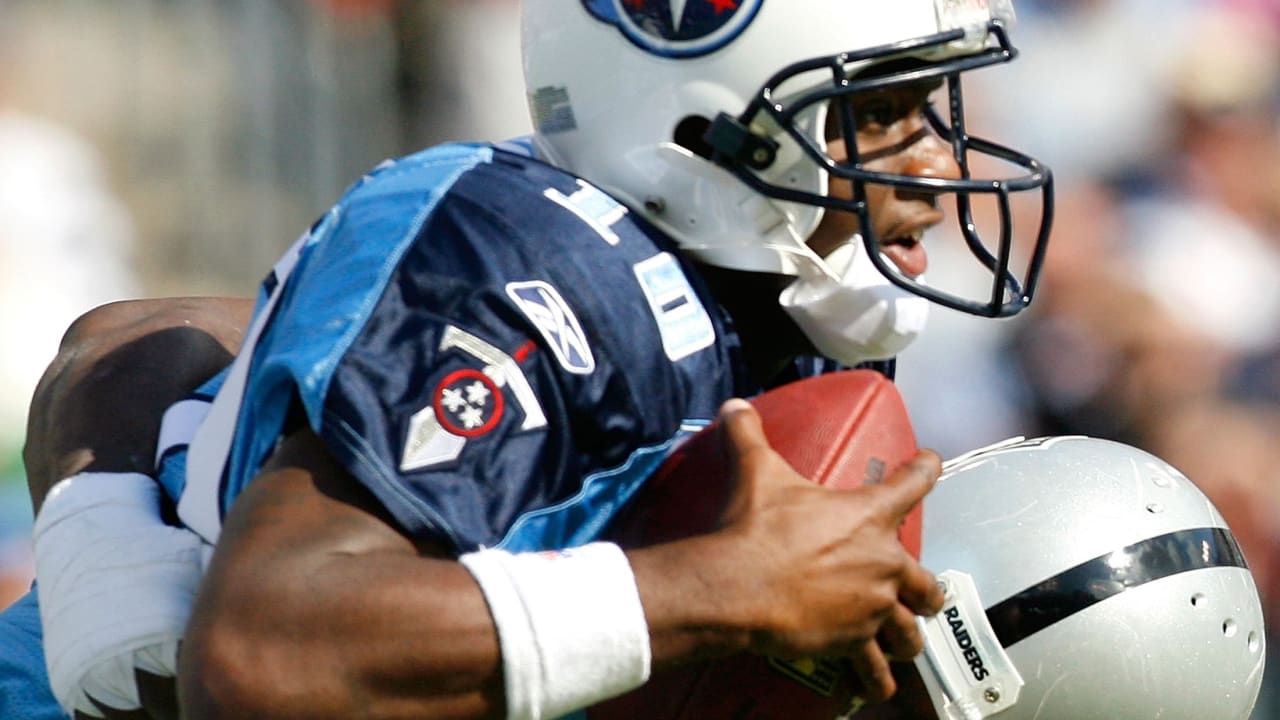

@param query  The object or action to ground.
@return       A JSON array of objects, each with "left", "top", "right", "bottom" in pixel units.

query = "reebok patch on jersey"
[{"left": 506, "top": 281, "right": 596, "bottom": 374}]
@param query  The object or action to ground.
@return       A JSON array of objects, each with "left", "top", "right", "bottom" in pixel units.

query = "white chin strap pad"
[{"left": 779, "top": 239, "right": 929, "bottom": 364}]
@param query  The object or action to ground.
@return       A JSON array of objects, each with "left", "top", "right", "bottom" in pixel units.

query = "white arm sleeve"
[{"left": 33, "top": 472, "right": 212, "bottom": 717}]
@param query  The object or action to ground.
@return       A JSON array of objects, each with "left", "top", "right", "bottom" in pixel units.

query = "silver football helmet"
[
  {"left": 914, "top": 436, "right": 1266, "bottom": 719},
  {"left": 521, "top": 0, "right": 1053, "bottom": 364}
]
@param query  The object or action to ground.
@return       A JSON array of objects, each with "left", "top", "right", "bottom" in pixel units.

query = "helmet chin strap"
[{"left": 778, "top": 237, "right": 929, "bottom": 365}]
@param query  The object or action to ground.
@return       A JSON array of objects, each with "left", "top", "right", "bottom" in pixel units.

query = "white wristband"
[
  {"left": 33, "top": 472, "right": 212, "bottom": 717},
  {"left": 460, "top": 542, "right": 652, "bottom": 720}
]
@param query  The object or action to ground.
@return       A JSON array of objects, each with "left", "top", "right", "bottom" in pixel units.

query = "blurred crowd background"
[{"left": 1, "top": 0, "right": 1278, "bottom": 714}]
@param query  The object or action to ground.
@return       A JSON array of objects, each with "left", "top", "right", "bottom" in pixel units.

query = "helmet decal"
[
  {"left": 986, "top": 526, "right": 1248, "bottom": 647},
  {"left": 581, "top": 0, "right": 765, "bottom": 58}
]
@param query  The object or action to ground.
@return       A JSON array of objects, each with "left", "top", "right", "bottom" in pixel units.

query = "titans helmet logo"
[{"left": 582, "top": 0, "right": 764, "bottom": 58}]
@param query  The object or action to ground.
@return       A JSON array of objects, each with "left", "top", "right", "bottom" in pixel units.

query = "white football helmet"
[
  {"left": 913, "top": 436, "right": 1266, "bottom": 720},
  {"left": 521, "top": 0, "right": 1053, "bottom": 363}
]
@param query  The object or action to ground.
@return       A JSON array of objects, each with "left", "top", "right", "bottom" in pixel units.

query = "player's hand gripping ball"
[{"left": 594, "top": 369, "right": 921, "bottom": 719}]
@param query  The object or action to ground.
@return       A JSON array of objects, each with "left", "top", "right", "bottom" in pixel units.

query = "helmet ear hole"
[{"left": 673, "top": 115, "right": 714, "bottom": 160}]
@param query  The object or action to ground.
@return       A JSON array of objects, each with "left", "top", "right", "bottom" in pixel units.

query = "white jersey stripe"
[
  {"left": 153, "top": 399, "right": 213, "bottom": 468},
  {"left": 177, "top": 230, "right": 309, "bottom": 543}
]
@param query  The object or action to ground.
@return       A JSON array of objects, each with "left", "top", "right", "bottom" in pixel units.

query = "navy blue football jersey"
[{"left": 171, "top": 141, "right": 757, "bottom": 553}]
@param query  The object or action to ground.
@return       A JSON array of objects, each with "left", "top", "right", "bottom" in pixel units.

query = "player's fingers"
[
  {"left": 876, "top": 450, "right": 941, "bottom": 518},
  {"left": 717, "top": 398, "right": 769, "bottom": 458},
  {"left": 847, "top": 637, "right": 897, "bottom": 704},
  {"left": 876, "top": 603, "right": 926, "bottom": 660},
  {"left": 899, "top": 559, "right": 945, "bottom": 617}
]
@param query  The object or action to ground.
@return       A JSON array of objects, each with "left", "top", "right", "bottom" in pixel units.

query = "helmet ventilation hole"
[
  {"left": 1191, "top": 593, "right": 1206, "bottom": 607},
  {"left": 1249, "top": 631, "right": 1261, "bottom": 652},
  {"left": 1146, "top": 502, "right": 1164, "bottom": 514},
  {"left": 1223, "top": 619, "right": 1239, "bottom": 637},
  {"left": 1151, "top": 474, "right": 1171, "bottom": 488},
  {"left": 674, "top": 115, "right": 714, "bottom": 160}
]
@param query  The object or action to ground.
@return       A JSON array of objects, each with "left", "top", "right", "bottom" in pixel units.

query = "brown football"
[{"left": 592, "top": 369, "right": 921, "bottom": 719}]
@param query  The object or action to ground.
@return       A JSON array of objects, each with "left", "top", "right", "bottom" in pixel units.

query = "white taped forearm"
[
  {"left": 33, "top": 472, "right": 212, "bottom": 716},
  {"left": 460, "top": 542, "right": 652, "bottom": 720}
]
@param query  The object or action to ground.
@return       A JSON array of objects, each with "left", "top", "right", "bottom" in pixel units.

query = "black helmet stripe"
[{"left": 986, "top": 527, "right": 1249, "bottom": 648}]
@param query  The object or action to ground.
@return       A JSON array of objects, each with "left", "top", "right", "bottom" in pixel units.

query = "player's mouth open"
[{"left": 879, "top": 228, "right": 927, "bottom": 278}]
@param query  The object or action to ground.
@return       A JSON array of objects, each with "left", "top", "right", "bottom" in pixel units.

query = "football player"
[{"left": 21, "top": 1, "right": 1055, "bottom": 719}]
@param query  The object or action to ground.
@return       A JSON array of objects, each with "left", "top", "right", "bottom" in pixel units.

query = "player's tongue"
[{"left": 879, "top": 237, "right": 928, "bottom": 278}]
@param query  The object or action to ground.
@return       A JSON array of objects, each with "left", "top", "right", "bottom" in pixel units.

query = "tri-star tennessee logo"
[
  {"left": 433, "top": 369, "right": 504, "bottom": 437},
  {"left": 400, "top": 326, "right": 548, "bottom": 472},
  {"left": 582, "top": 0, "right": 764, "bottom": 58}
]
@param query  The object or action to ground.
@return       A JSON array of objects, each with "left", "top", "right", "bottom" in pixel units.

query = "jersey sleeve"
[
  {"left": 218, "top": 145, "right": 738, "bottom": 553},
  {"left": 0, "top": 589, "right": 65, "bottom": 720}
]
